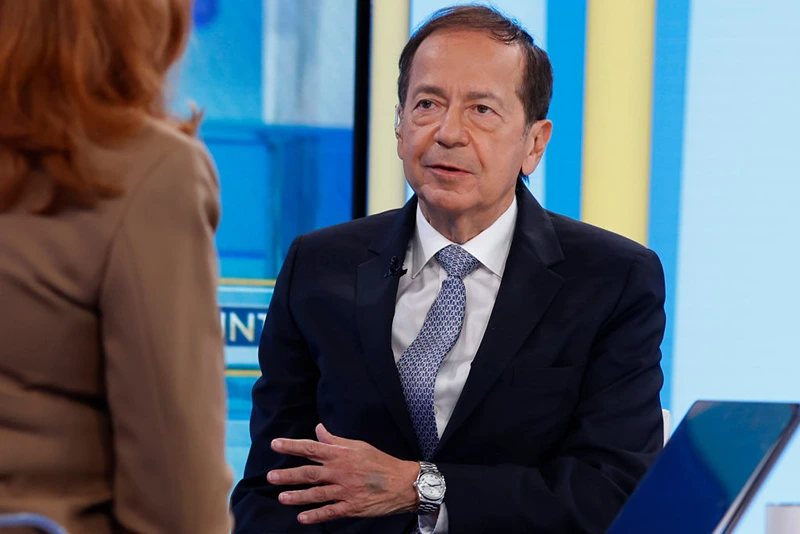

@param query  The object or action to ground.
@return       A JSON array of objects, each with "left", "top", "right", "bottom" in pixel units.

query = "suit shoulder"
[
  {"left": 546, "top": 211, "right": 659, "bottom": 265},
  {"left": 82, "top": 117, "right": 214, "bottom": 199},
  {"left": 280, "top": 208, "right": 405, "bottom": 283},
  {"left": 139, "top": 117, "right": 210, "bottom": 162},
  {"left": 297, "top": 208, "right": 402, "bottom": 250}
]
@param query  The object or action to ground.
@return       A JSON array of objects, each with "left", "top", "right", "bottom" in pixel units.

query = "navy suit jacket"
[{"left": 231, "top": 185, "right": 666, "bottom": 533}]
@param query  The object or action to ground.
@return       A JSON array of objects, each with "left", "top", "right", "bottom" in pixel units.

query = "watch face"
[{"left": 418, "top": 472, "right": 445, "bottom": 500}]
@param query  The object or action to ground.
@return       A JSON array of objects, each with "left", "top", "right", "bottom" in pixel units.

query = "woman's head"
[{"left": 0, "top": 0, "right": 196, "bottom": 212}]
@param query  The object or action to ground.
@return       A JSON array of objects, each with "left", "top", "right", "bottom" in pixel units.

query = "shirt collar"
[{"left": 410, "top": 197, "right": 518, "bottom": 279}]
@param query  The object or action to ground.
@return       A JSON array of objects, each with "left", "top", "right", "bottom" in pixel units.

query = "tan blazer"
[{"left": 0, "top": 119, "right": 233, "bottom": 533}]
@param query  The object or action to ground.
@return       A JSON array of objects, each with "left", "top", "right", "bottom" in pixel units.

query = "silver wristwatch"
[{"left": 413, "top": 461, "right": 446, "bottom": 515}]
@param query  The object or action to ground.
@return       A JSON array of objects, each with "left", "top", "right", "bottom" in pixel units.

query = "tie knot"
[{"left": 435, "top": 244, "right": 479, "bottom": 280}]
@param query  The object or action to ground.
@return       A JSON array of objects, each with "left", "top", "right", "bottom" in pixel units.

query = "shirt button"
[{"left": 433, "top": 407, "right": 439, "bottom": 415}]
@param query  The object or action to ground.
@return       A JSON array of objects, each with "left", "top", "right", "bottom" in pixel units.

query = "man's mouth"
[{"left": 428, "top": 164, "right": 468, "bottom": 173}]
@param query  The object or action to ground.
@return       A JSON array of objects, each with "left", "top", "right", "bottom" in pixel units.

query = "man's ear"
[
  {"left": 396, "top": 105, "right": 405, "bottom": 159},
  {"left": 394, "top": 104, "right": 403, "bottom": 138},
  {"left": 521, "top": 119, "right": 552, "bottom": 176}
]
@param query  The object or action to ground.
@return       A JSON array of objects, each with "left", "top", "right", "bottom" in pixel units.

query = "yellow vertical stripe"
[
  {"left": 582, "top": 0, "right": 655, "bottom": 245},
  {"left": 368, "top": 0, "right": 410, "bottom": 215}
]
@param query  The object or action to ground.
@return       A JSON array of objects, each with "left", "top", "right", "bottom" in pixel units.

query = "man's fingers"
[
  {"left": 268, "top": 464, "right": 329, "bottom": 485},
  {"left": 316, "top": 424, "right": 370, "bottom": 450},
  {"left": 272, "top": 437, "right": 332, "bottom": 461},
  {"left": 315, "top": 423, "right": 342, "bottom": 445},
  {"left": 315, "top": 423, "right": 331, "bottom": 443},
  {"left": 297, "top": 502, "right": 359, "bottom": 525},
  {"left": 278, "top": 484, "right": 345, "bottom": 506}
]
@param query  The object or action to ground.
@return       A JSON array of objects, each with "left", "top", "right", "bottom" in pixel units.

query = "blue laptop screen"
[{"left": 607, "top": 401, "right": 799, "bottom": 534}]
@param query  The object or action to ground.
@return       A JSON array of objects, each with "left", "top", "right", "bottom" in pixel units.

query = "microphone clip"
[{"left": 384, "top": 256, "right": 408, "bottom": 278}]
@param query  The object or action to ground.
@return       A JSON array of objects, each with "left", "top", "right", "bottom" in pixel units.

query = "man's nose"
[{"left": 434, "top": 109, "right": 469, "bottom": 148}]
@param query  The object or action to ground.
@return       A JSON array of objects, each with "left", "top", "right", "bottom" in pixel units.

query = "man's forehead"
[
  {"left": 407, "top": 30, "right": 525, "bottom": 100},
  {"left": 414, "top": 28, "right": 516, "bottom": 57}
]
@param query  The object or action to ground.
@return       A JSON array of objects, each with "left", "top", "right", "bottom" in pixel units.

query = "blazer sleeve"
[
  {"left": 99, "top": 143, "right": 233, "bottom": 533},
  {"left": 436, "top": 249, "right": 666, "bottom": 534},
  {"left": 230, "top": 236, "right": 326, "bottom": 533}
]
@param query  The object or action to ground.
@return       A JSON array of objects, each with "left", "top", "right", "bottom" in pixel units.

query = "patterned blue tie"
[{"left": 397, "top": 244, "right": 480, "bottom": 461}]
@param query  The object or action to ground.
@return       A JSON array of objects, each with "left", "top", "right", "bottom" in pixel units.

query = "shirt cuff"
[{"left": 419, "top": 503, "right": 449, "bottom": 534}]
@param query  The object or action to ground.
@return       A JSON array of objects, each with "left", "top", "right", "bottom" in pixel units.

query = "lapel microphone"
[{"left": 384, "top": 256, "right": 408, "bottom": 278}]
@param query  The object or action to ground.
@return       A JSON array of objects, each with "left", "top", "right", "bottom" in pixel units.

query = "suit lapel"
[
  {"left": 437, "top": 186, "right": 565, "bottom": 452},
  {"left": 355, "top": 199, "right": 421, "bottom": 455}
]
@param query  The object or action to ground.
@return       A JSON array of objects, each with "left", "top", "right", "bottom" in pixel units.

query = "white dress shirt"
[{"left": 391, "top": 199, "right": 518, "bottom": 534}]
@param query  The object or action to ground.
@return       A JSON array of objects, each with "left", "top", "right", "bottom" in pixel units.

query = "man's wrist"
[{"left": 401, "top": 460, "right": 422, "bottom": 513}]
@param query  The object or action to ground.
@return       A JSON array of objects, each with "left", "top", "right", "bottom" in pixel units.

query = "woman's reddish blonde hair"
[{"left": 0, "top": 0, "right": 198, "bottom": 213}]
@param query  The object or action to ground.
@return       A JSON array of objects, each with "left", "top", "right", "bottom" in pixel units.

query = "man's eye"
[
  {"left": 475, "top": 105, "right": 492, "bottom": 114},
  {"left": 417, "top": 100, "right": 434, "bottom": 110}
]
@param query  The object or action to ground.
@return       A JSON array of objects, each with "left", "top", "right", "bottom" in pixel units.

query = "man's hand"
[{"left": 267, "top": 424, "right": 421, "bottom": 525}]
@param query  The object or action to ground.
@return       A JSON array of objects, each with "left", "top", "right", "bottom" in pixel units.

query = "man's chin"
[{"left": 418, "top": 192, "right": 476, "bottom": 216}]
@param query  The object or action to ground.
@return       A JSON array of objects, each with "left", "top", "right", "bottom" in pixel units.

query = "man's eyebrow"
[
  {"left": 410, "top": 85, "right": 448, "bottom": 100},
  {"left": 410, "top": 86, "right": 504, "bottom": 105},
  {"left": 464, "top": 91, "right": 502, "bottom": 103}
]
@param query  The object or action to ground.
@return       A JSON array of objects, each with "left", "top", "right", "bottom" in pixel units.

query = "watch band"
[{"left": 417, "top": 499, "right": 440, "bottom": 515}]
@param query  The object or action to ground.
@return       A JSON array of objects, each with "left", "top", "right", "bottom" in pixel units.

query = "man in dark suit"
[{"left": 231, "top": 5, "right": 665, "bottom": 533}]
